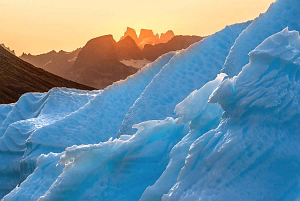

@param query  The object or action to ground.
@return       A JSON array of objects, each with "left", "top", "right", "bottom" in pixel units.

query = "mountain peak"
[
  {"left": 87, "top": 34, "right": 115, "bottom": 45},
  {"left": 120, "top": 28, "right": 139, "bottom": 44},
  {"left": 160, "top": 30, "right": 175, "bottom": 43},
  {"left": 119, "top": 27, "right": 175, "bottom": 50},
  {"left": 116, "top": 36, "right": 143, "bottom": 60},
  {"left": 67, "top": 34, "right": 138, "bottom": 89},
  {"left": 77, "top": 35, "right": 118, "bottom": 63},
  {"left": 139, "top": 29, "right": 155, "bottom": 40}
]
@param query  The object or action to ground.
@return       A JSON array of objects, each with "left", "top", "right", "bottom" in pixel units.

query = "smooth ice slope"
[
  {"left": 164, "top": 28, "right": 300, "bottom": 201},
  {"left": 222, "top": 0, "right": 300, "bottom": 77},
  {"left": 119, "top": 21, "right": 250, "bottom": 135},
  {"left": 0, "top": 88, "right": 98, "bottom": 198}
]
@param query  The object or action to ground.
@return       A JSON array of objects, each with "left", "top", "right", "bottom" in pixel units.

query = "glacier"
[
  {"left": 118, "top": 21, "right": 251, "bottom": 135},
  {"left": 0, "top": 52, "right": 174, "bottom": 198},
  {"left": 222, "top": 0, "right": 300, "bottom": 77},
  {"left": 0, "top": 88, "right": 98, "bottom": 198},
  {"left": 4, "top": 27, "right": 300, "bottom": 201},
  {"left": 2, "top": 72, "right": 226, "bottom": 201},
  {"left": 163, "top": 28, "right": 300, "bottom": 201},
  {"left": 139, "top": 73, "right": 226, "bottom": 201},
  {"left": 1, "top": 0, "right": 300, "bottom": 200},
  {"left": 25, "top": 52, "right": 174, "bottom": 149}
]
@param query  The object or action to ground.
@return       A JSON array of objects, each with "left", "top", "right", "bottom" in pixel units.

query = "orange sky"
[{"left": 1, "top": 0, "right": 276, "bottom": 56}]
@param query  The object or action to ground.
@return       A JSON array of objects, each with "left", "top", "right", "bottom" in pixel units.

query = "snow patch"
[{"left": 120, "top": 59, "right": 151, "bottom": 69}]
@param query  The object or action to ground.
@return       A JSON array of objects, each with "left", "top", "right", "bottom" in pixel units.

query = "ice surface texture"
[
  {"left": 2, "top": 0, "right": 300, "bottom": 199},
  {"left": 139, "top": 74, "right": 226, "bottom": 201},
  {"left": 27, "top": 52, "right": 174, "bottom": 151},
  {"left": 163, "top": 28, "right": 300, "bottom": 201},
  {"left": 2, "top": 153, "right": 64, "bottom": 201},
  {"left": 119, "top": 21, "right": 251, "bottom": 135},
  {"left": 175, "top": 73, "right": 226, "bottom": 124},
  {"left": 0, "top": 104, "right": 14, "bottom": 127},
  {"left": 0, "top": 88, "right": 98, "bottom": 152},
  {"left": 0, "top": 88, "right": 97, "bottom": 198},
  {"left": 222, "top": 0, "right": 300, "bottom": 77},
  {"left": 0, "top": 52, "right": 173, "bottom": 199},
  {"left": 3, "top": 118, "right": 185, "bottom": 201},
  {"left": 2, "top": 72, "right": 226, "bottom": 201},
  {"left": 6, "top": 28, "right": 300, "bottom": 201}
]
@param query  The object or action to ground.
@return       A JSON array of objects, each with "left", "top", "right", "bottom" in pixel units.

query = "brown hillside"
[{"left": 0, "top": 46, "right": 94, "bottom": 104}]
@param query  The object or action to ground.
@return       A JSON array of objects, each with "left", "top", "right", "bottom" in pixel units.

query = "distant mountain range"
[
  {"left": 120, "top": 27, "right": 175, "bottom": 49},
  {"left": 20, "top": 48, "right": 81, "bottom": 79},
  {"left": 0, "top": 45, "right": 93, "bottom": 104},
  {"left": 20, "top": 27, "right": 204, "bottom": 89},
  {"left": 142, "top": 35, "right": 204, "bottom": 61}
]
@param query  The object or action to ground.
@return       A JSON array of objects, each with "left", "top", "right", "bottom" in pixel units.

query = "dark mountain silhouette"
[
  {"left": 0, "top": 46, "right": 94, "bottom": 104},
  {"left": 116, "top": 36, "right": 144, "bottom": 60},
  {"left": 160, "top": 30, "right": 175, "bottom": 43},
  {"left": 120, "top": 27, "right": 140, "bottom": 46},
  {"left": 20, "top": 48, "right": 81, "bottom": 78},
  {"left": 119, "top": 27, "right": 175, "bottom": 49},
  {"left": 142, "top": 35, "right": 205, "bottom": 61},
  {"left": 139, "top": 29, "right": 156, "bottom": 41},
  {"left": 138, "top": 29, "right": 159, "bottom": 49},
  {"left": 65, "top": 35, "right": 138, "bottom": 89},
  {"left": 19, "top": 28, "right": 203, "bottom": 90}
]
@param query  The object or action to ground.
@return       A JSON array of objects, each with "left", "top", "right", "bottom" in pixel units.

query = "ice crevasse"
[{"left": 3, "top": 28, "right": 300, "bottom": 201}]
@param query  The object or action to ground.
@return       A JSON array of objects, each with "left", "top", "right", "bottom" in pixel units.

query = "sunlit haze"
[{"left": 1, "top": 0, "right": 276, "bottom": 56}]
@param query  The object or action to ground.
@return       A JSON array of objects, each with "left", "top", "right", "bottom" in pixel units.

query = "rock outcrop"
[
  {"left": 142, "top": 35, "right": 204, "bottom": 61},
  {"left": 65, "top": 35, "right": 138, "bottom": 89},
  {"left": 160, "top": 30, "right": 175, "bottom": 43},
  {"left": 119, "top": 27, "right": 176, "bottom": 50},
  {"left": 20, "top": 28, "right": 203, "bottom": 89},
  {"left": 116, "top": 36, "right": 144, "bottom": 60}
]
